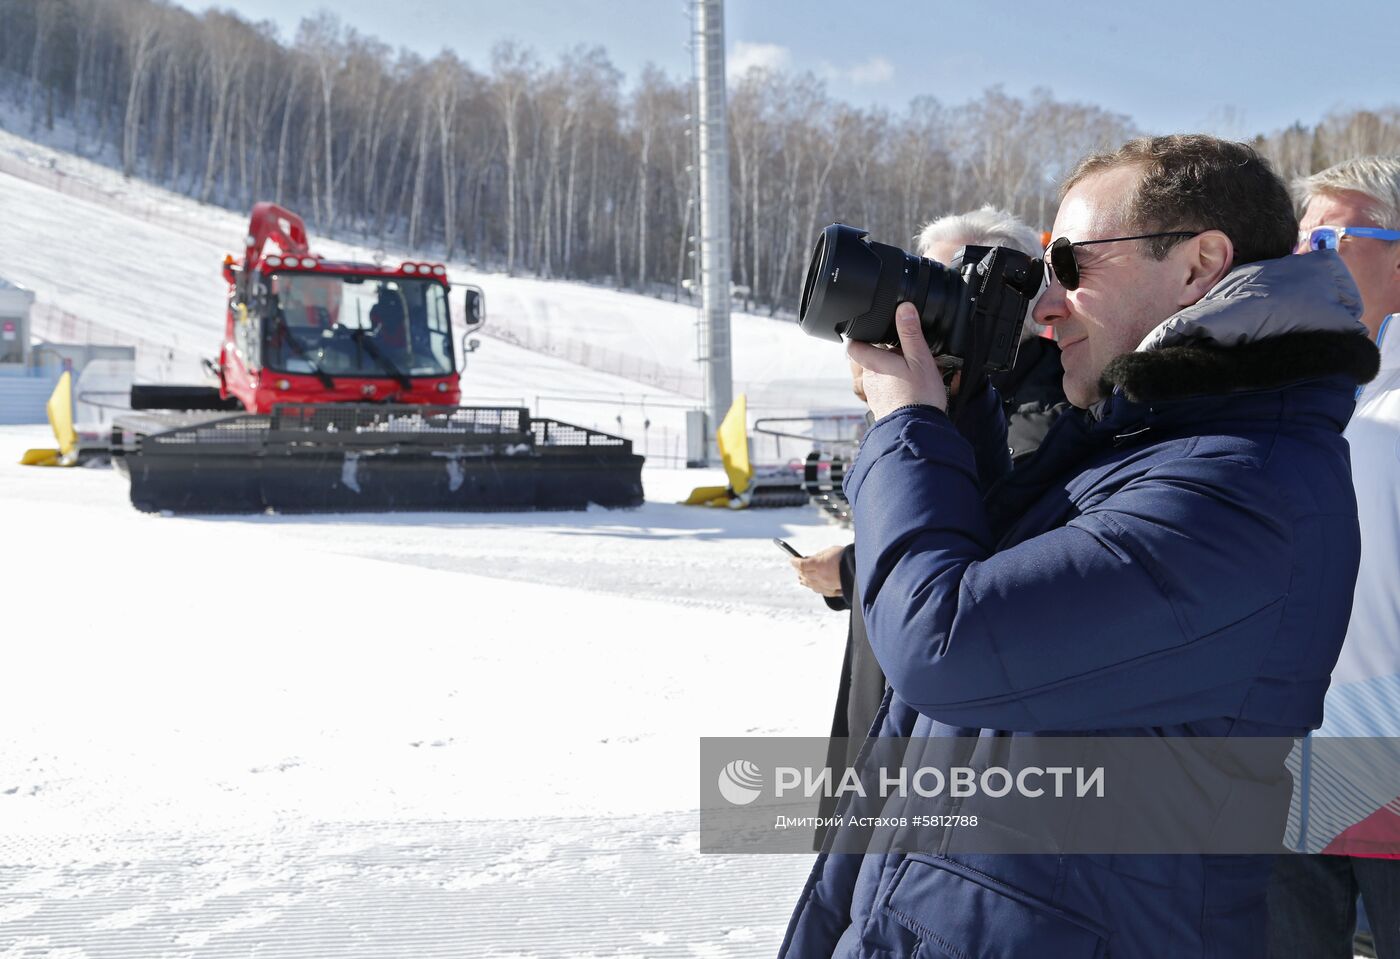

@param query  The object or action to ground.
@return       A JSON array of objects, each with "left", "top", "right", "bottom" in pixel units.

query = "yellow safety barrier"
[
  {"left": 19, "top": 371, "right": 77, "bottom": 467},
  {"left": 717, "top": 394, "right": 751, "bottom": 495},
  {"left": 683, "top": 394, "right": 754, "bottom": 508}
]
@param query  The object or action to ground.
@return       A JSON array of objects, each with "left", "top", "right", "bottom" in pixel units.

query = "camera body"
[{"left": 798, "top": 223, "right": 1042, "bottom": 374}]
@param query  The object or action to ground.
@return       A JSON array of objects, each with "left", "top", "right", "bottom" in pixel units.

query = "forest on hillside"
[{"left": 4, "top": 0, "right": 1400, "bottom": 314}]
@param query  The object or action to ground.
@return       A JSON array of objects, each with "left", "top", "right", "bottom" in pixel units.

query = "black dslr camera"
[{"left": 798, "top": 223, "right": 1043, "bottom": 377}]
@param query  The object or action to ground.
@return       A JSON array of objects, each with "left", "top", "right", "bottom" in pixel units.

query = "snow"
[
  {"left": 0, "top": 126, "right": 859, "bottom": 956},
  {"left": 1, "top": 425, "right": 847, "bottom": 956}
]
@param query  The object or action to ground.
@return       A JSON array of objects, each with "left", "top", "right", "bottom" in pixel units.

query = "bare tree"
[
  {"left": 118, "top": 1, "right": 162, "bottom": 176},
  {"left": 430, "top": 54, "right": 464, "bottom": 259},
  {"left": 27, "top": 0, "right": 61, "bottom": 130},
  {"left": 491, "top": 41, "right": 537, "bottom": 275},
  {"left": 296, "top": 12, "right": 345, "bottom": 227},
  {"left": 196, "top": 13, "right": 248, "bottom": 203}
]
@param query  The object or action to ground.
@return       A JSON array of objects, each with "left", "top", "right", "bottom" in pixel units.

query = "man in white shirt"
[{"left": 1271, "top": 155, "right": 1400, "bottom": 959}]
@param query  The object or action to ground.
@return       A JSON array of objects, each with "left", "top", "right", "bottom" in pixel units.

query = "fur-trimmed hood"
[{"left": 1101, "top": 251, "right": 1379, "bottom": 404}]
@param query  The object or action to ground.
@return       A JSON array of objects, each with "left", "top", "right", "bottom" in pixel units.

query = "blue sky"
[{"left": 174, "top": 0, "right": 1400, "bottom": 136}]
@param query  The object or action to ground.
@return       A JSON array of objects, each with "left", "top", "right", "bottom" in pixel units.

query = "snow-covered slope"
[{"left": 0, "top": 126, "right": 857, "bottom": 417}]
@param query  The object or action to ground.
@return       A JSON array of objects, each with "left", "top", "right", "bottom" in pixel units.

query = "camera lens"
[
  {"left": 799, "top": 231, "right": 829, "bottom": 326},
  {"left": 798, "top": 223, "right": 966, "bottom": 350}
]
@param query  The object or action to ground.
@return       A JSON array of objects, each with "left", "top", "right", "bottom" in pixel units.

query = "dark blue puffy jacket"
[{"left": 779, "top": 252, "right": 1380, "bottom": 959}]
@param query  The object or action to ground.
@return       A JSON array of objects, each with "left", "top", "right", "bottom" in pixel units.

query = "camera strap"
[
  {"left": 949, "top": 250, "right": 1007, "bottom": 424},
  {"left": 949, "top": 317, "right": 992, "bottom": 425}
]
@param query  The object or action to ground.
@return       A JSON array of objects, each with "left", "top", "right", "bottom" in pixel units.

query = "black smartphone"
[{"left": 773, "top": 537, "right": 803, "bottom": 558}]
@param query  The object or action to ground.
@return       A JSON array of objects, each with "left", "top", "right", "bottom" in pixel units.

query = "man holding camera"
[
  {"left": 792, "top": 208, "right": 1064, "bottom": 775},
  {"left": 780, "top": 136, "right": 1379, "bottom": 958}
]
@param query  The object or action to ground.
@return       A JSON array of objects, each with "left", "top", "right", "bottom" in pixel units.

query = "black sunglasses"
[{"left": 1044, "top": 232, "right": 1199, "bottom": 291}]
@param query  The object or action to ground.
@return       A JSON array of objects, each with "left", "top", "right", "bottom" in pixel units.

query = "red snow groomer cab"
[
  {"left": 113, "top": 203, "right": 644, "bottom": 514},
  {"left": 219, "top": 203, "right": 468, "bottom": 411}
]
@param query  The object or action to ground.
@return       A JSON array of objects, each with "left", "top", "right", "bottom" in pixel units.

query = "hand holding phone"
[
  {"left": 773, "top": 537, "right": 803, "bottom": 558},
  {"left": 783, "top": 541, "right": 847, "bottom": 598}
]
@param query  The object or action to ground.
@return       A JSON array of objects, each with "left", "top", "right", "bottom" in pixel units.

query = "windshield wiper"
[
  {"left": 349, "top": 328, "right": 412, "bottom": 390},
  {"left": 272, "top": 309, "right": 335, "bottom": 389}
]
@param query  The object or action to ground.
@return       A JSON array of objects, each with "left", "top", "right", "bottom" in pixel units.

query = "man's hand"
[
  {"left": 846, "top": 302, "right": 949, "bottom": 419},
  {"left": 848, "top": 357, "right": 868, "bottom": 404},
  {"left": 790, "top": 544, "right": 847, "bottom": 598}
]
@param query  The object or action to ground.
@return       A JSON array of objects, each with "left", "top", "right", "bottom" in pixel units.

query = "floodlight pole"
[{"left": 692, "top": 0, "right": 733, "bottom": 462}]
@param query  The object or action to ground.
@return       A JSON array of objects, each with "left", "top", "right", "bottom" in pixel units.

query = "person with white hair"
[
  {"left": 790, "top": 206, "right": 1065, "bottom": 800},
  {"left": 914, "top": 205, "right": 1067, "bottom": 463},
  {"left": 1270, "top": 155, "right": 1400, "bottom": 959}
]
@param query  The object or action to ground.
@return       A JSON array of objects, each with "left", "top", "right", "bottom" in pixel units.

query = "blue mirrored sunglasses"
[{"left": 1298, "top": 225, "right": 1400, "bottom": 252}]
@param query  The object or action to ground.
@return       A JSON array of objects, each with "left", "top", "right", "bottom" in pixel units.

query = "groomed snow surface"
[{"left": 0, "top": 129, "right": 858, "bottom": 956}]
